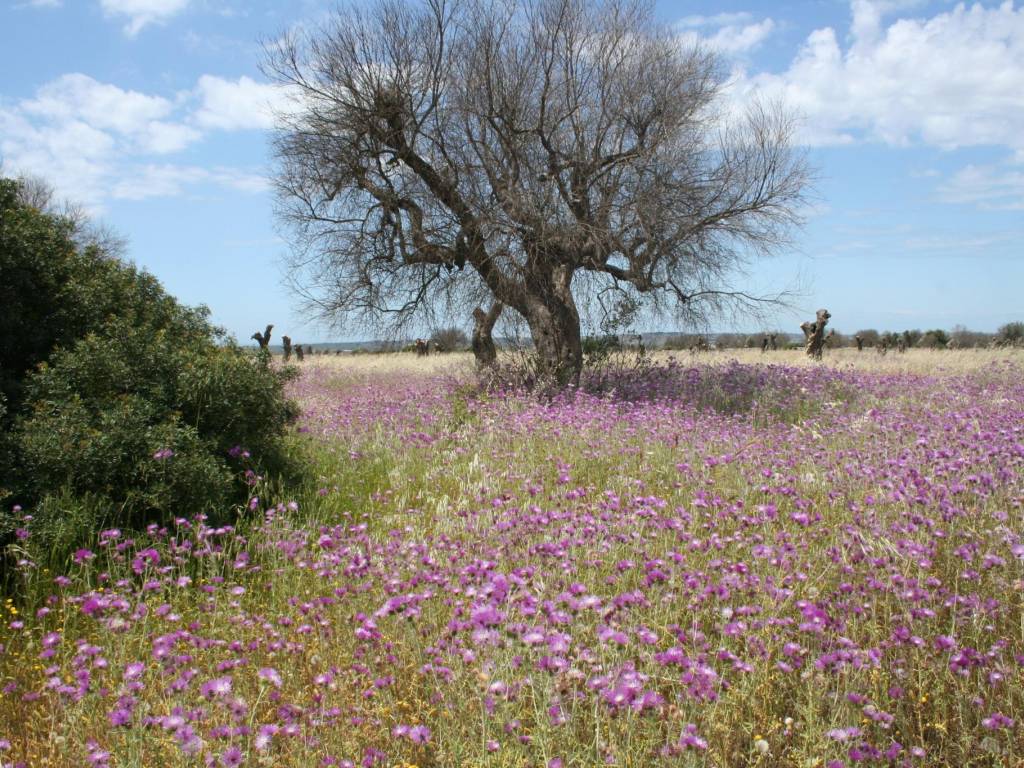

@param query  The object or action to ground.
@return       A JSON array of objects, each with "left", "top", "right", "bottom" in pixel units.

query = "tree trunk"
[
  {"left": 803, "top": 308, "right": 831, "bottom": 360},
  {"left": 519, "top": 269, "right": 583, "bottom": 385},
  {"left": 471, "top": 302, "right": 503, "bottom": 368}
]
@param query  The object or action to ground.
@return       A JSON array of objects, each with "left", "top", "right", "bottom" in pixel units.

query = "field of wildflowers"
[{"left": 1, "top": 350, "right": 1022, "bottom": 767}]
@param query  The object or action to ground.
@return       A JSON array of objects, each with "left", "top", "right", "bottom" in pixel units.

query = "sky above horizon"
[{"left": 2, "top": 0, "right": 1022, "bottom": 343}]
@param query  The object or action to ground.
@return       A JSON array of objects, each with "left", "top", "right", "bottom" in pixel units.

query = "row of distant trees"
[
  {"left": 663, "top": 323, "right": 1024, "bottom": 351},
  {"left": 371, "top": 323, "right": 1024, "bottom": 354}
]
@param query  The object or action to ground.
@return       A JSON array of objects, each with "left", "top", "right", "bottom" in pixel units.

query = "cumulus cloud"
[
  {"left": 193, "top": 75, "right": 284, "bottom": 131},
  {"left": 0, "top": 72, "right": 269, "bottom": 208},
  {"left": 726, "top": 0, "right": 1024, "bottom": 152},
  {"left": 100, "top": 0, "right": 190, "bottom": 36},
  {"left": 677, "top": 11, "right": 776, "bottom": 55},
  {"left": 21, "top": 74, "right": 177, "bottom": 139}
]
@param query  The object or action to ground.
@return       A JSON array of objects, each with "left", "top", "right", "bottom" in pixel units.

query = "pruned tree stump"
[
  {"left": 801, "top": 309, "right": 830, "bottom": 359},
  {"left": 251, "top": 324, "right": 273, "bottom": 350}
]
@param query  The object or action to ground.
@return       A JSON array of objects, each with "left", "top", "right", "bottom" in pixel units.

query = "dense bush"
[{"left": 0, "top": 176, "right": 299, "bottom": 567}]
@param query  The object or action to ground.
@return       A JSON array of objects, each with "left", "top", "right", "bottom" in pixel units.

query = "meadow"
[{"left": 1, "top": 347, "right": 1022, "bottom": 767}]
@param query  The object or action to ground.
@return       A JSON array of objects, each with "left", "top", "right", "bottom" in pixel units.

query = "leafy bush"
[
  {"left": 0, "top": 176, "right": 299, "bottom": 568},
  {"left": 582, "top": 333, "right": 622, "bottom": 365}
]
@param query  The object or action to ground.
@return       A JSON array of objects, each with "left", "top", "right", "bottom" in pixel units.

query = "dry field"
[{"left": 302, "top": 345, "right": 1024, "bottom": 378}]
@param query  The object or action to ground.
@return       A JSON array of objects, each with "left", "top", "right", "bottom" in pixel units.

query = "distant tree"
[
  {"left": 919, "top": 329, "right": 950, "bottom": 349},
  {"left": 430, "top": 326, "right": 469, "bottom": 353},
  {"left": 266, "top": 0, "right": 810, "bottom": 383},
  {"left": 998, "top": 322, "right": 1024, "bottom": 345},
  {"left": 855, "top": 329, "right": 880, "bottom": 348},
  {"left": 714, "top": 333, "right": 748, "bottom": 349},
  {"left": 902, "top": 329, "right": 922, "bottom": 348},
  {"left": 881, "top": 331, "right": 901, "bottom": 348},
  {"left": 663, "top": 334, "right": 703, "bottom": 351},
  {"left": 949, "top": 324, "right": 987, "bottom": 348}
]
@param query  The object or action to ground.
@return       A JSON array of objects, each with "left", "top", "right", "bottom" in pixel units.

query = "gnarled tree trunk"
[
  {"left": 471, "top": 302, "right": 503, "bottom": 368},
  {"left": 802, "top": 309, "right": 831, "bottom": 359},
  {"left": 515, "top": 268, "right": 582, "bottom": 385}
]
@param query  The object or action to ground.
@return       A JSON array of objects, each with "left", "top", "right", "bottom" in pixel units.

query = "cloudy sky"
[{"left": 2, "top": 0, "right": 1022, "bottom": 341}]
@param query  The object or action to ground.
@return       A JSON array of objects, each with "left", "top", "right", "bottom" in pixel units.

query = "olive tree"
[{"left": 266, "top": 0, "right": 809, "bottom": 381}]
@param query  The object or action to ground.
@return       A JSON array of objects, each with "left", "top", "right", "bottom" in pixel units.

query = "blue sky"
[{"left": 2, "top": 0, "right": 1022, "bottom": 342}]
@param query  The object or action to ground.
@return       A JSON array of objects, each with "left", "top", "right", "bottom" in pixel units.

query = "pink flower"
[{"left": 258, "top": 667, "right": 282, "bottom": 688}]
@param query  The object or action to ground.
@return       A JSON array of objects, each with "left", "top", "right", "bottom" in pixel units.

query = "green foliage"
[
  {"left": 902, "top": 328, "right": 923, "bottom": 348},
  {"left": 581, "top": 333, "right": 622, "bottom": 365},
  {"left": 429, "top": 326, "right": 469, "bottom": 352},
  {"left": 1, "top": 179, "right": 207, "bottom": 415},
  {"left": 919, "top": 328, "right": 950, "bottom": 349},
  {"left": 13, "top": 322, "right": 298, "bottom": 554},
  {"left": 0, "top": 176, "right": 299, "bottom": 566},
  {"left": 998, "top": 322, "right": 1024, "bottom": 344}
]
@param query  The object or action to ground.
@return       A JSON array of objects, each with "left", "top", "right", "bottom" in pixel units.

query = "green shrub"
[
  {"left": 582, "top": 333, "right": 622, "bottom": 365},
  {"left": 13, "top": 320, "right": 298, "bottom": 553},
  {"left": 0, "top": 176, "right": 300, "bottom": 569}
]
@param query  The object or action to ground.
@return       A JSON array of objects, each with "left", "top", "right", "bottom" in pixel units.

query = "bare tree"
[{"left": 266, "top": 0, "right": 809, "bottom": 382}]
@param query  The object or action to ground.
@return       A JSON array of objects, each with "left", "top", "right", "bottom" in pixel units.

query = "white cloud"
[
  {"left": 0, "top": 71, "right": 271, "bottom": 208},
  {"left": 677, "top": 11, "right": 776, "bottom": 55},
  {"left": 678, "top": 12, "right": 755, "bottom": 29},
  {"left": 937, "top": 162, "right": 1024, "bottom": 210},
  {"left": 0, "top": 107, "right": 115, "bottom": 207},
  {"left": 193, "top": 75, "right": 284, "bottom": 131},
  {"left": 100, "top": 0, "right": 190, "bottom": 36},
  {"left": 706, "top": 19, "right": 775, "bottom": 55},
  {"left": 139, "top": 120, "right": 203, "bottom": 153},
  {"left": 111, "top": 164, "right": 268, "bottom": 200},
  {"left": 726, "top": 0, "right": 1024, "bottom": 151},
  {"left": 22, "top": 74, "right": 175, "bottom": 138}
]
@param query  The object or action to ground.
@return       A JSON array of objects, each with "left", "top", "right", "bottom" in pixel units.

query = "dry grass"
[
  {"left": 293, "top": 346, "right": 1023, "bottom": 378},
  {"left": 293, "top": 351, "right": 478, "bottom": 377},
  {"left": 683, "top": 346, "right": 1024, "bottom": 375}
]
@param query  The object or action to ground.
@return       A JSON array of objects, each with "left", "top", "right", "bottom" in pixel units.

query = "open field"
[
  {"left": 1, "top": 349, "right": 1022, "bottom": 766},
  {"left": 302, "top": 346, "right": 1024, "bottom": 377}
]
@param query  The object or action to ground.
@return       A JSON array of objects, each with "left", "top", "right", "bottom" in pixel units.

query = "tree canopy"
[{"left": 267, "top": 0, "right": 809, "bottom": 380}]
